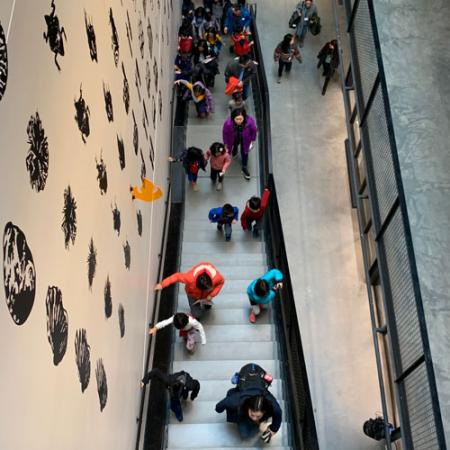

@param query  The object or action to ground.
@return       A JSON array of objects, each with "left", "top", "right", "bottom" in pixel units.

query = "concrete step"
[
  {"left": 167, "top": 422, "right": 288, "bottom": 448},
  {"left": 182, "top": 241, "right": 264, "bottom": 255},
  {"left": 183, "top": 220, "right": 246, "bottom": 231},
  {"left": 181, "top": 254, "right": 267, "bottom": 269},
  {"left": 180, "top": 265, "right": 266, "bottom": 281},
  {"left": 201, "top": 324, "right": 275, "bottom": 343},
  {"left": 170, "top": 448, "right": 291, "bottom": 450},
  {"left": 174, "top": 341, "right": 278, "bottom": 362},
  {"left": 169, "top": 400, "right": 286, "bottom": 424},
  {"left": 178, "top": 292, "right": 266, "bottom": 309},
  {"left": 172, "top": 360, "right": 280, "bottom": 381},
  {"left": 195, "top": 379, "right": 284, "bottom": 402},
  {"left": 197, "top": 308, "right": 272, "bottom": 326},
  {"left": 182, "top": 228, "right": 263, "bottom": 243}
]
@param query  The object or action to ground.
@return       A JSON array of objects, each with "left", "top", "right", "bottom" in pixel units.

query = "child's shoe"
[
  {"left": 249, "top": 312, "right": 256, "bottom": 323},
  {"left": 216, "top": 182, "right": 223, "bottom": 191},
  {"left": 192, "top": 182, "right": 199, "bottom": 191}
]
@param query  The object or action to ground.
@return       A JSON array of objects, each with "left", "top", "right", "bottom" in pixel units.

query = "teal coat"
[{"left": 247, "top": 269, "right": 283, "bottom": 305}]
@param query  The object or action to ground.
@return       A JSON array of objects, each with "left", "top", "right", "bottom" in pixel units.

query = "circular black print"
[
  {"left": 26, "top": 112, "right": 49, "bottom": 192},
  {"left": 75, "top": 328, "right": 91, "bottom": 392},
  {"left": 0, "top": 21, "right": 8, "bottom": 101},
  {"left": 46, "top": 286, "right": 68, "bottom": 365},
  {"left": 3, "top": 222, "right": 36, "bottom": 325}
]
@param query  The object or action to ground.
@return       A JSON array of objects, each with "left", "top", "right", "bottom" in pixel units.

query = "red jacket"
[
  {"left": 160, "top": 262, "right": 224, "bottom": 300},
  {"left": 240, "top": 189, "right": 271, "bottom": 230}
]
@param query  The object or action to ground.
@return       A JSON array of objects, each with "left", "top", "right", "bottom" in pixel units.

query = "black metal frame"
[
  {"left": 336, "top": 0, "right": 447, "bottom": 448},
  {"left": 250, "top": 6, "right": 318, "bottom": 450}
]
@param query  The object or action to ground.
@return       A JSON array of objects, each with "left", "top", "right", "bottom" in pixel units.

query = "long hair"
[{"left": 281, "top": 33, "right": 293, "bottom": 53}]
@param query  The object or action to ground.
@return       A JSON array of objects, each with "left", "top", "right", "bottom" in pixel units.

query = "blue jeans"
[
  {"left": 170, "top": 397, "right": 183, "bottom": 422},
  {"left": 187, "top": 172, "right": 198, "bottom": 183},
  {"left": 238, "top": 418, "right": 259, "bottom": 439},
  {"left": 242, "top": 82, "right": 251, "bottom": 100}
]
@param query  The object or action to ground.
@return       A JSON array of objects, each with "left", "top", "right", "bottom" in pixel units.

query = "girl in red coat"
[{"left": 240, "top": 188, "right": 271, "bottom": 238}]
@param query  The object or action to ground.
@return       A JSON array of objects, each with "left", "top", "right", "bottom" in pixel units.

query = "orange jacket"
[{"left": 160, "top": 262, "right": 224, "bottom": 300}]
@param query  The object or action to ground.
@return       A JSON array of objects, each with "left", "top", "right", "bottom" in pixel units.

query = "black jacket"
[
  {"left": 142, "top": 369, "right": 200, "bottom": 400},
  {"left": 215, "top": 387, "right": 282, "bottom": 433},
  {"left": 224, "top": 59, "right": 257, "bottom": 84}
]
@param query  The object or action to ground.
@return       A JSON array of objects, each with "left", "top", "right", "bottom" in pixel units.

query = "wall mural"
[
  {"left": 123, "top": 240, "right": 131, "bottom": 270},
  {"left": 0, "top": 22, "right": 8, "bottom": 101},
  {"left": 135, "top": 59, "right": 142, "bottom": 102},
  {"left": 140, "top": 148, "right": 146, "bottom": 178},
  {"left": 95, "top": 358, "right": 108, "bottom": 411},
  {"left": 84, "top": 11, "right": 98, "bottom": 63},
  {"left": 103, "top": 82, "right": 114, "bottom": 122},
  {"left": 45, "top": 286, "right": 68, "bottom": 366},
  {"left": 138, "top": 15, "right": 145, "bottom": 59},
  {"left": 147, "top": 20, "right": 153, "bottom": 61},
  {"left": 149, "top": 135, "right": 155, "bottom": 170},
  {"left": 2, "top": 222, "right": 36, "bottom": 325},
  {"left": 75, "top": 328, "right": 91, "bottom": 392},
  {"left": 87, "top": 238, "right": 97, "bottom": 290},
  {"left": 108, "top": 8, "right": 119, "bottom": 67},
  {"left": 125, "top": 11, "right": 133, "bottom": 58},
  {"left": 151, "top": 95, "right": 156, "bottom": 129},
  {"left": 74, "top": 86, "right": 90, "bottom": 143},
  {"left": 111, "top": 202, "right": 121, "bottom": 235},
  {"left": 122, "top": 62, "right": 130, "bottom": 114},
  {"left": 132, "top": 110, "right": 139, "bottom": 155},
  {"left": 62, "top": 185, "right": 77, "bottom": 249},
  {"left": 142, "top": 100, "right": 149, "bottom": 141},
  {"left": 152, "top": 57, "right": 158, "bottom": 91},
  {"left": 130, "top": 178, "right": 163, "bottom": 202},
  {"left": 117, "top": 135, "right": 126, "bottom": 170},
  {"left": 145, "top": 61, "right": 151, "bottom": 98},
  {"left": 158, "top": 91, "right": 163, "bottom": 122},
  {"left": 136, "top": 210, "right": 142, "bottom": 236},
  {"left": 26, "top": 112, "right": 49, "bottom": 192},
  {"left": 104, "top": 275, "right": 112, "bottom": 319},
  {"left": 118, "top": 303, "right": 125, "bottom": 337},
  {"left": 43, "top": 0, "right": 67, "bottom": 71},
  {"left": 95, "top": 153, "right": 108, "bottom": 195}
]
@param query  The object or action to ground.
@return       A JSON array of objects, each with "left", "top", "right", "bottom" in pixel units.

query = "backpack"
[
  {"left": 169, "top": 372, "right": 188, "bottom": 397},
  {"left": 179, "top": 36, "right": 193, "bottom": 54},
  {"left": 309, "top": 15, "right": 321, "bottom": 36},
  {"left": 234, "top": 37, "right": 251, "bottom": 56},
  {"left": 237, "top": 363, "right": 272, "bottom": 392},
  {"left": 363, "top": 417, "right": 387, "bottom": 441}
]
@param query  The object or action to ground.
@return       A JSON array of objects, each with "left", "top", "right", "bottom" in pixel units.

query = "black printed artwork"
[
  {"left": 117, "top": 135, "right": 125, "bottom": 170},
  {"left": 137, "top": 210, "right": 143, "bottom": 236},
  {"left": 147, "top": 20, "right": 153, "bottom": 60},
  {"left": 149, "top": 135, "right": 155, "bottom": 170},
  {"left": 75, "top": 328, "right": 91, "bottom": 392},
  {"left": 138, "top": 16, "right": 145, "bottom": 59},
  {"left": 84, "top": 10, "right": 97, "bottom": 62},
  {"left": 3, "top": 222, "right": 36, "bottom": 325},
  {"left": 74, "top": 86, "right": 90, "bottom": 143},
  {"left": 0, "top": 22, "right": 8, "bottom": 101},
  {"left": 43, "top": 0, "right": 67, "bottom": 71},
  {"left": 87, "top": 238, "right": 97, "bottom": 289},
  {"left": 95, "top": 154, "right": 108, "bottom": 195},
  {"left": 142, "top": 101, "right": 149, "bottom": 141},
  {"left": 103, "top": 82, "right": 114, "bottom": 122},
  {"left": 112, "top": 202, "right": 121, "bottom": 235},
  {"left": 123, "top": 240, "right": 131, "bottom": 270},
  {"left": 118, "top": 303, "right": 125, "bottom": 337},
  {"left": 142, "top": 0, "right": 147, "bottom": 16},
  {"left": 122, "top": 63, "right": 130, "bottom": 114},
  {"left": 132, "top": 110, "right": 139, "bottom": 155},
  {"left": 158, "top": 91, "right": 163, "bottom": 121},
  {"left": 62, "top": 185, "right": 77, "bottom": 249},
  {"left": 153, "top": 57, "right": 159, "bottom": 91},
  {"left": 26, "top": 112, "right": 49, "bottom": 192},
  {"left": 140, "top": 149, "right": 146, "bottom": 178},
  {"left": 135, "top": 59, "right": 142, "bottom": 102},
  {"left": 151, "top": 95, "right": 156, "bottom": 129},
  {"left": 125, "top": 11, "right": 133, "bottom": 57},
  {"left": 145, "top": 61, "right": 151, "bottom": 98},
  {"left": 109, "top": 8, "right": 119, "bottom": 67},
  {"left": 165, "top": 24, "right": 169, "bottom": 48},
  {"left": 46, "top": 286, "right": 68, "bottom": 366},
  {"left": 95, "top": 359, "right": 108, "bottom": 411},
  {"left": 104, "top": 275, "right": 112, "bottom": 318}
]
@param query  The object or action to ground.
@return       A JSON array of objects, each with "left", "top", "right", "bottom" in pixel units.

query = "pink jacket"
[{"left": 205, "top": 150, "right": 232, "bottom": 172}]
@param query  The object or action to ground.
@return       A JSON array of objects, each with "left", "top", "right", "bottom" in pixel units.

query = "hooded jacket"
[
  {"left": 205, "top": 148, "right": 232, "bottom": 172},
  {"left": 247, "top": 269, "right": 284, "bottom": 305},
  {"left": 240, "top": 188, "right": 271, "bottom": 229},
  {"left": 222, "top": 115, "right": 257, "bottom": 155},
  {"left": 160, "top": 262, "right": 224, "bottom": 300}
]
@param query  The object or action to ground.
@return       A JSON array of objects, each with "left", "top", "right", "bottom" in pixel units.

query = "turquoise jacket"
[{"left": 247, "top": 269, "right": 284, "bottom": 305}]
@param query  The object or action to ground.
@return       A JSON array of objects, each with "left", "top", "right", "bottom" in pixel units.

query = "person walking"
[
  {"left": 222, "top": 108, "right": 257, "bottom": 181},
  {"left": 224, "top": 54, "right": 257, "bottom": 100},
  {"left": 208, "top": 203, "right": 239, "bottom": 241},
  {"left": 154, "top": 262, "right": 225, "bottom": 319},
  {"left": 273, "top": 33, "right": 302, "bottom": 83},
  {"left": 289, "top": 0, "right": 318, "bottom": 47},
  {"left": 175, "top": 79, "right": 214, "bottom": 118},
  {"left": 169, "top": 146, "right": 207, "bottom": 191},
  {"left": 240, "top": 187, "right": 271, "bottom": 237},
  {"left": 317, "top": 39, "right": 339, "bottom": 95},
  {"left": 247, "top": 269, "right": 284, "bottom": 323},
  {"left": 204, "top": 142, "right": 231, "bottom": 191}
]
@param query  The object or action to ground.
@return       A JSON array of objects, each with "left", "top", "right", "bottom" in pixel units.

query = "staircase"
[{"left": 165, "top": 53, "right": 291, "bottom": 448}]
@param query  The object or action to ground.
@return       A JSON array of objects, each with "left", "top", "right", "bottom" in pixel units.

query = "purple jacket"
[{"left": 222, "top": 116, "right": 257, "bottom": 154}]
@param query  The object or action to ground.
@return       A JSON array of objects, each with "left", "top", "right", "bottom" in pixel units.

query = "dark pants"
[
  {"left": 246, "top": 217, "right": 262, "bottom": 233},
  {"left": 170, "top": 397, "right": 183, "bottom": 422},
  {"left": 321, "top": 62, "right": 335, "bottom": 95},
  {"left": 210, "top": 168, "right": 224, "bottom": 183},
  {"left": 188, "top": 296, "right": 212, "bottom": 319},
  {"left": 278, "top": 60, "right": 292, "bottom": 77},
  {"left": 187, "top": 171, "right": 198, "bottom": 183},
  {"left": 238, "top": 417, "right": 259, "bottom": 439},
  {"left": 217, "top": 222, "right": 233, "bottom": 240},
  {"left": 233, "top": 141, "right": 249, "bottom": 169}
]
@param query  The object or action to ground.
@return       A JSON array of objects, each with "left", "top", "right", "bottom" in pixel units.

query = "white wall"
[{"left": 0, "top": 1, "right": 178, "bottom": 449}]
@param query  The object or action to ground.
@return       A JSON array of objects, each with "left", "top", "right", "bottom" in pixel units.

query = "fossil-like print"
[
  {"left": 104, "top": 275, "right": 112, "bottom": 318},
  {"left": 87, "top": 238, "right": 97, "bottom": 289},
  {"left": 153, "top": 57, "right": 158, "bottom": 91},
  {"left": 142, "top": 100, "right": 149, "bottom": 141},
  {"left": 74, "top": 86, "right": 90, "bottom": 143},
  {"left": 135, "top": 59, "right": 142, "bottom": 102},
  {"left": 140, "top": 149, "right": 146, "bottom": 179},
  {"left": 122, "top": 62, "right": 130, "bottom": 114},
  {"left": 145, "top": 61, "right": 151, "bottom": 98},
  {"left": 43, "top": 0, "right": 67, "bottom": 71},
  {"left": 137, "top": 210, "right": 143, "bottom": 236},
  {"left": 117, "top": 135, "right": 126, "bottom": 170},
  {"left": 132, "top": 110, "right": 139, "bottom": 155},
  {"left": 46, "top": 286, "right": 68, "bottom": 366},
  {"left": 123, "top": 240, "right": 131, "bottom": 270},
  {"left": 75, "top": 328, "right": 91, "bottom": 392},
  {"left": 62, "top": 185, "right": 77, "bottom": 249},
  {"left": 138, "top": 16, "right": 145, "bottom": 59},
  {"left": 158, "top": 90, "right": 163, "bottom": 121},
  {"left": 149, "top": 135, "right": 155, "bottom": 170},
  {"left": 95, "top": 154, "right": 108, "bottom": 195},
  {"left": 84, "top": 10, "right": 97, "bottom": 62},
  {"left": 95, "top": 358, "right": 108, "bottom": 411},
  {"left": 0, "top": 22, "right": 8, "bottom": 101},
  {"left": 151, "top": 95, "right": 156, "bottom": 129},
  {"left": 3, "top": 222, "right": 36, "bottom": 325},
  {"left": 118, "top": 303, "right": 125, "bottom": 337},
  {"left": 112, "top": 202, "right": 121, "bottom": 235},
  {"left": 147, "top": 20, "right": 153, "bottom": 61},
  {"left": 26, "top": 112, "right": 49, "bottom": 192},
  {"left": 109, "top": 8, "right": 119, "bottom": 67},
  {"left": 125, "top": 10, "right": 133, "bottom": 57},
  {"left": 103, "top": 82, "right": 113, "bottom": 122}
]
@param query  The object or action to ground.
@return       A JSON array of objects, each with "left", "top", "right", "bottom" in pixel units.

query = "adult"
[
  {"left": 290, "top": 0, "right": 318, "bottom": 47},
  {"left": 224, "top": 54, "right": 257, "bottom": 100},
  {"left": 224, "top": 4, "right": 251, "bottom": 35},
  {"left": 222, "top": 108, "right": 257, "bottom": 180},
  {"left": 155, "top": 262, "right": 224, "bottom": 319},
  {"left": 317, "top": 39, "right": 339, "bottom": 95},
  {"left": 273, "top": 33, "right": 302, "bottom": 83}
]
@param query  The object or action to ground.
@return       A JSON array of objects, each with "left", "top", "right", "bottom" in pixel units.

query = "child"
[
  {"left": 204, "top": 142, "right": 231, "bottom": 190},
  {"left": 205, "top": 26, "right": 223, "bottom": 57},
  {"left": 154, "top": 262, "right": 225, "bottom": 319},
  {"left": 149, "top": 312, "right": 206, "bottom": 353},
  {"left": 273, "top": 33, "right": 302, "bottom": 83},
  {"left": 228, "top": 91, "right": 246, "bottom": 113},
  {"left": 175, "top": 79, "right": 214, "bottom": 118},
  {"left": 240, "top": 187, "right": 270, "bottom": 237},
  {"left": 247, "top": 269, "right": 284, "bottom": 323},
  {"left": 208, "top": 203, "right": 239, "bottom": 241},
  {"left": 230, "top": 25, "right": 253, "bottom": 56},
  {"left": 141, "top": 368, "right": 200, "bottom": 422},
  {"left": 174, "top": 51, "right": 193, "bottom": 84},
  {"left": 169, "top": 146, "right": 207, "bottom": 191}
]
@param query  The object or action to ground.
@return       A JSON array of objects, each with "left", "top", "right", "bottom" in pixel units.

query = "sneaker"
[
  {"left": 216, "top": 182, "right": 223, "bottom": 191},
  {"left": 225, "top": 236, "right": 231, "bottom": 242},
  {"left": 249, "top": 142, "right": 254, "bottom": 150},
  {"left": 252, "top": 228, "right": 260, "bottom": 238},
  {"left": 277, "top": 77, "right": 281, "bottom": 84},
  {"left": 242, "top": 167, "right": 250, "bottom": 180},
  {"left": 217, "top": 224, "right": 223, "bottom": 231},
  {"left": 192, "top": 182, "right": 199, "bottom": 191},
  {"left": 249, "top": 312, "right": 256, "bottom": 323}
]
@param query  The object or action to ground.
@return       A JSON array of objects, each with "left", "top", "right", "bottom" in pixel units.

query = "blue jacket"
[
  {"left": 225, "top": 7, "right": 251, "bottom": 34},
  {"left": 208, "top": 206, "right": 239, "bottom": 224},
  {"left": 247, "top": 269, "right": 283, "bottom": 305}
]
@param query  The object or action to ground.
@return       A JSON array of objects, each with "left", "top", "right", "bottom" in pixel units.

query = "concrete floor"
[{"left": 254, "top": 1, "right": 384, "bottom": 449}]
